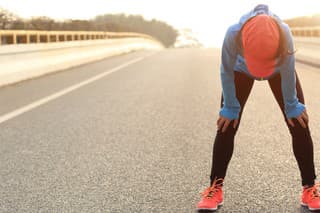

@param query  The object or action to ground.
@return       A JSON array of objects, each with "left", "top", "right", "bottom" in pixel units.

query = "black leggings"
[{"left": 210, "top": 71, "right": 316, "bottom": 186}]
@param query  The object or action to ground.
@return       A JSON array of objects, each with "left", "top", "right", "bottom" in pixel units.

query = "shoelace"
[
  {"left": 201, "top": 178, "right": 224, "bottom": 199},
  {"left": 307, "top": 183, "right": 320, "bottom": 200}
]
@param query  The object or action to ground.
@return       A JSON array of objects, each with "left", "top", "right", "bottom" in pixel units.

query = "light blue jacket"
[{"left": 220, "top": 4, "right": 305, "bottom": 120}]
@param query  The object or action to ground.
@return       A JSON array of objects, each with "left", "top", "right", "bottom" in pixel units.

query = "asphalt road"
[{"left": 0, "top": 49, "right": 319, "bottom": 213}]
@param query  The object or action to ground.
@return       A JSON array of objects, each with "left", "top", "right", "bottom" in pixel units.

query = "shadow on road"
[
  {"left": 197, "top": 206, "right": 223, "bottom": 213},
  {"left": 300, "top": 206, "right": 320, "bottom": 213},
  {"left": 197, "top": 206, "right": 320, "bottom": 213}
]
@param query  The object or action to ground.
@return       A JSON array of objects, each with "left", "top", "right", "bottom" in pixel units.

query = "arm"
[
  {"left": 280, "top": 25, "right": 305, "bottom": 119},
  {"left": 219, "top": 27, "right": 241, "bottom": 120},
  {"left": 280, "top": 24, "right": 308, "bottom": 127},
  {"left": 217, "top": 26, "right": 241, "bottom": 132}
]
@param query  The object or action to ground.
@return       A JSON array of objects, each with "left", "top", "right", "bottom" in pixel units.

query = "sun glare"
[{"left": 0, "top": 0, "right": 319, "bottom": 47}]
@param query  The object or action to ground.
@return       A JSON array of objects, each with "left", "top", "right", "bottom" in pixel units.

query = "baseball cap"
[{"left": 242, "top": 15, "right": 280, "bottom": 78}]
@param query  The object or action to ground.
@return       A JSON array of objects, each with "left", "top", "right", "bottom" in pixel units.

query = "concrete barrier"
[
  {"left": 0, "top": 30, "right": 156, "bottom": 45},
  {"left": 0, "top": 36, "right": 163, "bottom": 87},
  {"left": 291, "top": 27, "right": 320, "bottom": 67},
  {"left": 293, "top": 36, "right": 320, "bottom": 68},
  {"left": 291, "top": 27, "right": 320, "bottom": 37}
]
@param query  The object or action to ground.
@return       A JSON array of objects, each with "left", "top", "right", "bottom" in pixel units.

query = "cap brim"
[{"left": 246, "top": 55, "right": 276, "bottom": 79}]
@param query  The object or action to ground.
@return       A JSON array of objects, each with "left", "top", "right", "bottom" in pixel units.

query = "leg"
[
  {"left": 268, "top": 72, "right": 316, "bottom": 186},
  {"left": 210, "top": 72, "right": 254, "bottom": 184}
]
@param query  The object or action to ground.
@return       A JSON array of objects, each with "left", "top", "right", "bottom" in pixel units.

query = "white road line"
[{"left": 0, "top": 54, "right": 150, "bottom": 124}]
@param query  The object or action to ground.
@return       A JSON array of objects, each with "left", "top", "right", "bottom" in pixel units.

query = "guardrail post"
[
  {"left": 312, "top": 30, "right": 316, "bottom": 37},
  {"left": 36, "top": 34, "right": 40, "bottom": 43},
  {"left": 13, "top": 33, "right": 17, "bottom": 44},
  {"left": 26, "top": 33, "right": 30, "bottom": 44},
  {"left": 0, "top": 29, "right": 159, "bottom": 45}
]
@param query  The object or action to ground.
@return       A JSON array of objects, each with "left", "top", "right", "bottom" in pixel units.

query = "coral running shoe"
[
  {"left": 301, "top": 183, "right": 320, "bottom": 211},
  {"left": 197, "top": 178, "right": 224, "bottom": 211}
]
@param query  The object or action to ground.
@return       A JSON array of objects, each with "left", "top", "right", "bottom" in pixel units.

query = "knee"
[
  {"left": 216, "top": 124, "right": 238, "bottom": 138},
  {"left": 288, "top": 120, "right": 311, "bottom": 139}
]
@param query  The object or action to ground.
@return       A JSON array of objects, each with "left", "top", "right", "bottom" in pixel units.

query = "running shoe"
[
  {"left": 301, "top": 183, "right": 320, "bottom": 211},
  {"left": 197, "top": 178, "right": 224, "bottom": 211}
]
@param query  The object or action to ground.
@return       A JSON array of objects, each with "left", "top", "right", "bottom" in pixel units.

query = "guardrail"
[
  {"left": 0, "top": 30, "right": 156, "bottom": 45},
  {"left": 291, "top": 27, "right": 320, "bottom": 37}
]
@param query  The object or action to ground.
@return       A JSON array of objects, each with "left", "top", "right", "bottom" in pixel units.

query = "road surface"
[{"left": 0, "top": 49, "right": 319, "bottom": 212}]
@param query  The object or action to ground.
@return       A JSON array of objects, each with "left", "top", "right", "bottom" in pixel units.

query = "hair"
[{"left": 235, "top": 16, "right": 294, "bottom": 66}]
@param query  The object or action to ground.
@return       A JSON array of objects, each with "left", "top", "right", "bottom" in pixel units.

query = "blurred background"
[{"left": 1, "top": 0, "right": 320, "bottom": 47}]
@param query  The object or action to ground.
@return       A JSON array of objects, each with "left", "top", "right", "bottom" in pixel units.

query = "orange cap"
[{"left": 242, "top": 15, "right": 280, "bottom": 78}]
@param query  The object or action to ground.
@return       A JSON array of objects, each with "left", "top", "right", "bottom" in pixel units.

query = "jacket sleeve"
[
  {"left": 219, "top": 27, "right": 241, "bottom": 120},
  {"left": 280, "top": 24, "right": 305, "bottom": 119}
]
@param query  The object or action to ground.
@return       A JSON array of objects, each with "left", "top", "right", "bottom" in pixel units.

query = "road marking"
[{"left": 0, "top": 54, "right": 151, "bottom": 124}]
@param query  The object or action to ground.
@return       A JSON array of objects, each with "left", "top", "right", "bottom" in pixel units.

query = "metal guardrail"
[
  {"left": 0, "top": 30, "right": 155, "bottom": 45},
  {"left": 1, "top": 28, "right": 317, "bottom": 46},
  {"left": 291, "top": 27, "right": 320, "bottom": 37}
]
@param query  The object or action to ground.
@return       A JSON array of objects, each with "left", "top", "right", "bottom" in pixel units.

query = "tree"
[
  {"left": 0, "top": 7, "right": 17, "bottom": 29},
  {"left": 93, "top": 14, "right": 178, "bottom": 47},
  {"left": 10, "top": 19, "right": 26, "bottom": 30},
  {"left": 0, "top": 6, "right": 178, "bottom": 47},
  {"left": 29, "top": 16, "right": 55, "bottom": 30}
]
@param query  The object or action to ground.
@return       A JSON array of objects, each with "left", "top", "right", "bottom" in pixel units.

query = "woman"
[{"left": 197, "top": 4, "right": 319, "bottom": 211}]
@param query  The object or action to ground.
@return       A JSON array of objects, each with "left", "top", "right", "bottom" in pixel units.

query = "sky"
[{"left": 0, "top": 0, "right": 320, "bottom": 47}]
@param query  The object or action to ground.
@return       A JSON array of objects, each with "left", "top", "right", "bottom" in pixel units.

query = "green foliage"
[{"left": 93, "top": 14, "right": 177, "bottom": 47}]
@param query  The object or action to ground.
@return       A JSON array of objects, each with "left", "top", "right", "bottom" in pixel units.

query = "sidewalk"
[
  {"left": 0, "top": 38, "right": 162, "bottom": 87},
  {"left": 294, "top": 37, "right": 320, "bottom": 68}
]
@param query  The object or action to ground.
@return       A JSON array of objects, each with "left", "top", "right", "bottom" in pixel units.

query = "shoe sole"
[
  {"left": 197, "top": 202, "right": 223, "bottom": 212},
  {"left": 301, "top": 202, "right": 320, "bottom": 211}
]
